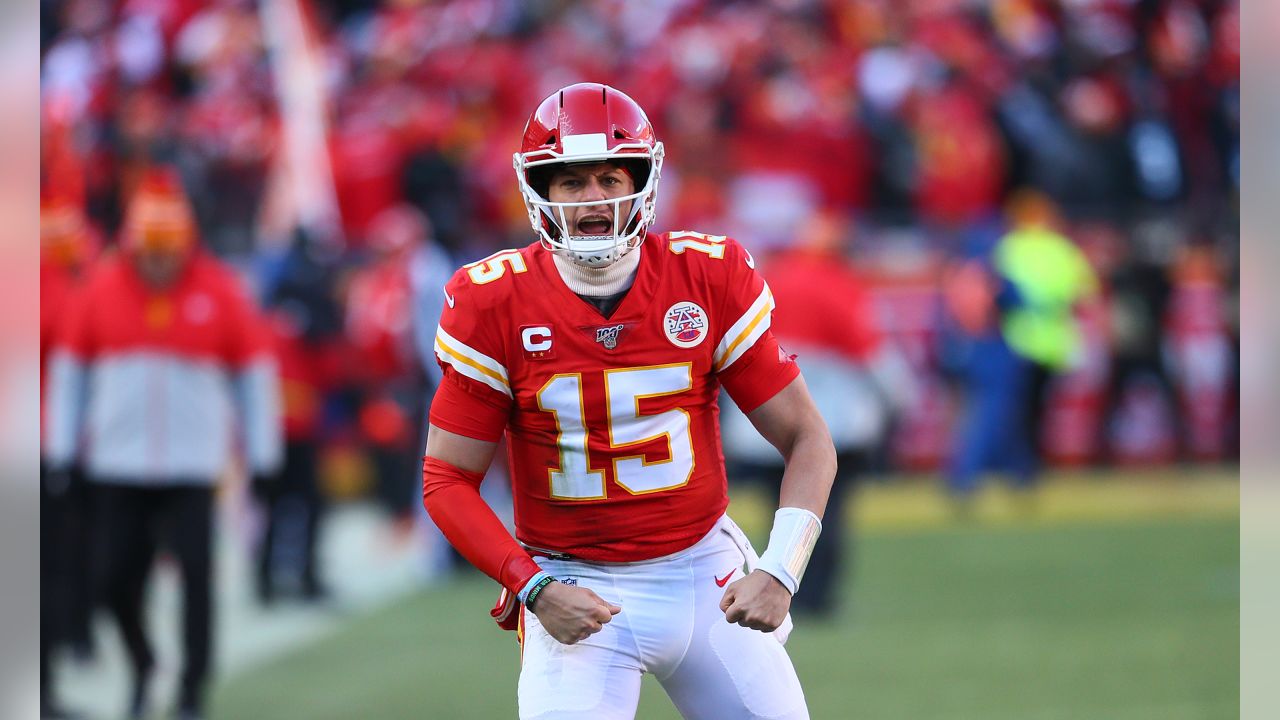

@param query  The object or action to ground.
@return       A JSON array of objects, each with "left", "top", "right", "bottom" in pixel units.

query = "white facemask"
[{"left": 514, "top": 139, "right": 664, "bottom": 268}]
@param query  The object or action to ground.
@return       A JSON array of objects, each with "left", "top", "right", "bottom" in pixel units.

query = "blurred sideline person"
[
  {"left": 44, "top": 168, "right": 283, "bottom": 720},
  {"left": 995, "top": 192, "right": 1099, "bottom": 471},
  {"left": 723, "top": 211, "right": 917, "bottom": 617},
  {"left": 346, "top": 205, "right": 439, "bottom": 533},
  {"left": 1099, "top": 227, "right": 1179, "bottom": 461},
  {"left": 391, "top": 204, "right": 495, "bottom": 583},
  {"left": 254, "top": 304, "right": 339, "bottom": 604},
  {"left": 940, "top": 253, "right": 1033, "bottom": 499},
  {"left": 253, "top": 228, "right": 346, "bottom": 603},
  {"left": 421, "top": 84, "right": 835, "bottom": 719},
  {"left": 40, "top": 195, "right": 100, "bottom": 719},
  {"left": 943, "top": 191, "right": 1097, "bottom": 500}
]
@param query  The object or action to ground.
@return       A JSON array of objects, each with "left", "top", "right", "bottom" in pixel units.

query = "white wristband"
[
  {"left": 756, "top": 507, "right": 822, "bottom": 595},
  {"left": 517, "top": 571, "right": 553, "bottom": 604}
]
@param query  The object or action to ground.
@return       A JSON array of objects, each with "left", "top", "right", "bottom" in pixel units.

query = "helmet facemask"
[{"left": 514, "top": 142, "right": 664, "bottom": 269}]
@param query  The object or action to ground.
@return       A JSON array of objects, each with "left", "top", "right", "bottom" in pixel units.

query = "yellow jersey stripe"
[
  {"left": 714, "top": 296, "right": 773, "bottom": 372},
  {"left": 436, "top": 337, "right": 510, "bottom": 391}
]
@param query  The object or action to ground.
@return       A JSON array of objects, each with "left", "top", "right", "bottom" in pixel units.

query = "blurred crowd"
[
  {"left": 39, "top": 0, "right": 1238, "bottom": 715},
  {"left": 40, "top": 0, "right": 1239, "bottom": 461},
  {"left": 41, "top": 0, "right": 1239, "bottom": 246},
  {"left": 42, "top": 0, "right": 1239, "bottom": 235}
]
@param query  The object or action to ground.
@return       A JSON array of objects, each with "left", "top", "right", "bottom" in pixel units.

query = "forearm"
[
  {"left": 422, "top": 456, "right": 542, "bottom": 594},
  {"left": 776, "top": 418, "right": 836, "bottom": 519},
  {"left": 744, "top": 378, "right": 837, "bottom": 595}
]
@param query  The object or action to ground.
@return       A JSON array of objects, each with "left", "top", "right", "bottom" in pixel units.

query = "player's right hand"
[{"left": 529, "top": 582, "right": 621, "bottom": 645}]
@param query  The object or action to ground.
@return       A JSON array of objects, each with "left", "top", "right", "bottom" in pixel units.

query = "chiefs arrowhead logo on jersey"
[{"left": 664, "top": 301, "right": 708, "bottom": 348}]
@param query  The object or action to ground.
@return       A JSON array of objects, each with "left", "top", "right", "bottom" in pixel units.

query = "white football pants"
[{"left": 517, "top": 514, "right": 810, "bottom": 720}]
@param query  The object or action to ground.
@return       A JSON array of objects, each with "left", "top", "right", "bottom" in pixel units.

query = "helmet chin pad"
[{"left": 557, "top": 235, "right": 635, "bottom": 268}]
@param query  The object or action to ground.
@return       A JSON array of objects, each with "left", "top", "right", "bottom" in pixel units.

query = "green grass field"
[{"left": 212, "top": 474, "right": 1238, "bottom": 719}]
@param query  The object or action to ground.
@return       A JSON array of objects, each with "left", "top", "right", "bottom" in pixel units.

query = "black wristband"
[{"left": 523, "top": 575, "right": 556, "bottom": 611}]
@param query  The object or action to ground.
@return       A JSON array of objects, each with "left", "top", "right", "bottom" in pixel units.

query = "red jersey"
[{"left": 429, "top": 232, "right": 798, "bottom": 562}]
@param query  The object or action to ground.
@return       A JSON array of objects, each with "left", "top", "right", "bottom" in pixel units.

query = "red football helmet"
[{"left": 513, "top": 83, "right": 665, "bottom": 268}]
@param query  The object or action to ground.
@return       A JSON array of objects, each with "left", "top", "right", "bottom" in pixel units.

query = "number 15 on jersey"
[{"left": 536, "top": 363, "right": 696, "bottom": 501}]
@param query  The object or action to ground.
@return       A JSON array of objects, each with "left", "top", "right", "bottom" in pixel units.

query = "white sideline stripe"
[{"left": 714, "top": 284, "right": 774, "bottom": 372}]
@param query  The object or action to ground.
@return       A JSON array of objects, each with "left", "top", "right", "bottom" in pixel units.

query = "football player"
[{"left": 422, "top": 83, "right": 835, "bottom": 720}]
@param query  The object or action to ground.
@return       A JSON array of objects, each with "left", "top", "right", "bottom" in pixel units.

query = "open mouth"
[{"left": 575, "top": 215, "right": 613, "bottom": 235}]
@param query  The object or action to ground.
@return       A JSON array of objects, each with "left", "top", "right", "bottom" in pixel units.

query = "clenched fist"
[
  {"left": 720, "top": 569, "right": 791, "bottom": 632},
  {"left": 530, "top": 582, "right": 622, "bottom": 645}
]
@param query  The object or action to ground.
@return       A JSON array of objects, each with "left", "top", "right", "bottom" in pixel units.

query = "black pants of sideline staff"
[
  {"left": 92, "top": 481, "right": 214, "bottom": 716},
  {"left": 255, "top": 440, "right": 326, "bottom": 602},
  {"left": 41, "top": 465, "right": 94, "bottom": 717}
]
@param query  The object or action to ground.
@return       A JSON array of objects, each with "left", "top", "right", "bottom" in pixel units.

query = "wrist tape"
[{"left": 756, "top": 507, "right": 822, "bottom": 595}]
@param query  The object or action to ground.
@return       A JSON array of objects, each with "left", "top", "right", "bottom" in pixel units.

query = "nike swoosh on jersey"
[
  {"left": 444, "top": 289, "right": 455, "bottom": 308},
  {"left": 715, "top": 570, "right": 736, "bottom": 587}
]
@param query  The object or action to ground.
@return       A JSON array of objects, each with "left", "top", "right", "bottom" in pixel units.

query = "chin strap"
[{"left": 550, "top": 245, "right": 641, "bottom": 297}]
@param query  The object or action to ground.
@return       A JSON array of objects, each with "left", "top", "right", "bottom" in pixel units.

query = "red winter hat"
[{"left": 121, "top": 166, "right": 197, "bottom": 255}]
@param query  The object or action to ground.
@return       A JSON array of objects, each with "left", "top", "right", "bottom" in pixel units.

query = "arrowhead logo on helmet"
[{"left": 513, "top": 83, "right": 665, "bottom": 269}]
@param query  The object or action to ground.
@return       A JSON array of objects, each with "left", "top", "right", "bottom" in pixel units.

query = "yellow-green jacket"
[{"left": 994, "top": 226, "right": 1098, "bottom": 371}]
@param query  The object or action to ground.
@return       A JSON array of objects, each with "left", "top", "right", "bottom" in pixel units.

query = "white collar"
[{"left": 550, "top": 246, "right": 641, "bottom": 297}]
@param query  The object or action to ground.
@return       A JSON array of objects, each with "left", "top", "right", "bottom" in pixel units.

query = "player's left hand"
[{"left": 719, "top": 569, "right": 791, "bottom": 632}]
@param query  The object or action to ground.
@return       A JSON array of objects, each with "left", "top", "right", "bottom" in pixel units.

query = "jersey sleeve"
[
  {"left": 428, "top": 267, "right": 515, "bottom": 440},
  {"left": 209, "top": 262, "right": 284, "bottom": 475},
  {"left": 53, "top": 267, "right": 101, "bottom": 360},
  {"left": 712, "top": 239, "right": 800, "bottom": 413}
]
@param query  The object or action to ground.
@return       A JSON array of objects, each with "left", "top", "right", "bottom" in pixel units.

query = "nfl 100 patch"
[{"left": 594, "top": 323, "right": 625, "bottom": 350}]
